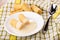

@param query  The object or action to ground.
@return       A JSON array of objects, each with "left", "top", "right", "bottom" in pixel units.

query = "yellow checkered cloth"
[{"left": 0, "top": 0, "right": 60, "bottom": 40}]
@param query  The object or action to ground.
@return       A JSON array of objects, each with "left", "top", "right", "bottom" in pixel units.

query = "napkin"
[{"left": 52, "top": 5, "right": 60, "bottom": 19}]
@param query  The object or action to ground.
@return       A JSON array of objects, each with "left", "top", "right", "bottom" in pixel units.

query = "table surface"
[{"left": 0, "top": 0, "right": 60, "bottom": 40}]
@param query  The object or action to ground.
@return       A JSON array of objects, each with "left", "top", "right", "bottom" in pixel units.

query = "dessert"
[
  {"left": 18, "top": 14, "right": 29, "bottom": 24},
  {"left": 14, "top": 4, "right": 22, "bottom": 10},
  {"left": 21, "top": 3, "right": 32, "bottom": 11},
  {"left": 31, "top": 5, "right": 43, "bottom": 14},
  {"left": 10, "top": 18, "right": 18, "bottom": 28},
  {"left": 9, "top": 14, "right": 37, "bottom": 33},
  {"left": 10, "top": 9, "right": 23, "bottom": 15},
  {"left": 20, "top": 22, "right": 37, "bottom": 33}
]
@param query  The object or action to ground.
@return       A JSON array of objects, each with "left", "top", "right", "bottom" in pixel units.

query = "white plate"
[{"left": 4, "top": 12, "right": 44, "bottom": 36}]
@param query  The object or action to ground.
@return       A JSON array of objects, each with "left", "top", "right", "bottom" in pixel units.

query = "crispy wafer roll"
[
  {"left": 18, "top": 14, "right": 30, "bottom": 29},
  {"left": 15, "top": 0, "right": 21, "bottom": 4},
  {"left": 18, "top": 14, "right": 29, "bottom": 23},
  {"left": 10, "top": 9, "right": 23, "bottom": 15},
  {"left": 10, "top": 4, "right": 23, "bottom": 15},
  {"left": 31, "top": 5, "right": 43, "bottom": 14},
  {"left": 21, "top": 3, "right": 32, "bottom": 11},
  {"left": 16, "top": 21, "right": 29, "bottom": 30},
  {"left": 10, "top": 19, "right": 18, "bottom": 28},
  {"left": 14, "top": 4, "right": 22, "bottom": 10}
]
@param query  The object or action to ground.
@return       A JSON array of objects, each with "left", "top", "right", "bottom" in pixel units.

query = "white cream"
[
  {"left": 20, "top": 22, "right": 37, "bottom": 33},
  {"left": 16, "top": 21, "right": 22, "bottom": 30}
]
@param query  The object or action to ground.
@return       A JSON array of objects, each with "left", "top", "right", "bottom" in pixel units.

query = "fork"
[{"left": 43, "top": 4, "right": 57, "bottom": 33}]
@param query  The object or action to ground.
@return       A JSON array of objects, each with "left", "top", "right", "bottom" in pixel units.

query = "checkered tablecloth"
[{"left": 0, "top": 0, "right": 60, "bottom": 40}]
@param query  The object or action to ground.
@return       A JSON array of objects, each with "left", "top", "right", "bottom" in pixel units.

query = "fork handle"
[{"left": 43, "top": 16, "right": 52, "bottom": 32}]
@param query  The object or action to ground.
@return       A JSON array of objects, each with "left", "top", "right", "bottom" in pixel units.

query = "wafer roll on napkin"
[
  {"left": 21, "top": 3, "right": 32, "bottom": 11},
  {"left": 31, "top": 5, "right": 43, "bottom": 14}
]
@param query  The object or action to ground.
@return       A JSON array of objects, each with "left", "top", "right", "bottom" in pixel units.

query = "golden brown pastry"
[
  {"left": 31, "top": 5, "right": 43, "bottom": 14},
  {"left": 10, "top": 4, "right": 23, "bottom": 15},
  {"left": 18, "top": 14, "right": 29, "bottom": 23},
  {"left": 20, "top": 22, "right": 37, "bottom": 33},
  {"left": 18, "top": 14, "right": 30, "bottom": 29},
  {"left": 15, "top": 0, "right": 21, "bottom": 4},
  {"left": 10, "top": 19, "right": 18, "bottom": 28},
  {"left": 10, "top": 9, "right": 23, "bottom": 15},
  {"left": 16, "top": 21, "right": 29, "bottom": 30},
  {"left": 21, "top": 3, "right": 32, "bottom": 11},
  {"left": 14, "top": 4, "right": 22, "bottom": 10},
  {"left": 19, "top": 23, "right": 28, "bottom": 30}
]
